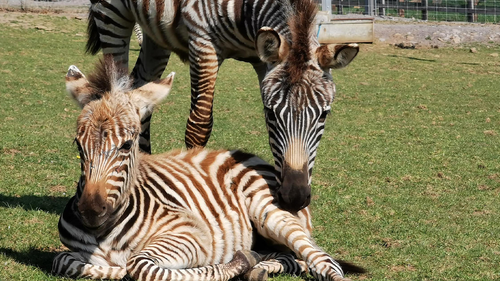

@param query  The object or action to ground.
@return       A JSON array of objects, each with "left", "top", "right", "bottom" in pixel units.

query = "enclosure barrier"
[{"left": 321, "top": 0, "right": 500, "bottom": 23}]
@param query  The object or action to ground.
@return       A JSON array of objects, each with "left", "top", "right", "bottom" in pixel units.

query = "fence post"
[
  {"left": 379, "top": 0, "right": 386, "bottom": 16},
  {"left": 322, "top": 0, "right": 332, "bottom": 13},
  {"left": 422, "top": 0, "right": 428, "bottom": 20},
  {"left": 365, "top": 0, "right": 375, "bottom": 15},
  {"left": 467, "top": 0, "right": 475, "bottom": 22}
]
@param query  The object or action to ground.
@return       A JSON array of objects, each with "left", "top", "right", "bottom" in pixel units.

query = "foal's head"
[{"left": 66, "top": 57, "right": 174, "bottom": 228}]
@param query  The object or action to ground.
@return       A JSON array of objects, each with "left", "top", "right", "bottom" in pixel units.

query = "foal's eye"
[
  {"left": 74, "top": 138, "right": 84, "bottom": 158},
  {"left": 318, "top": 110, "right": 330, "bottom": 123},
  {"left": 120, "top": 140, "right": 133, "bottom": 151}
]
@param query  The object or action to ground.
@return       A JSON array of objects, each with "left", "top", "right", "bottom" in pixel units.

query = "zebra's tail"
[{"left": 86, "top": 6, "right": 102, "bottom": 55}]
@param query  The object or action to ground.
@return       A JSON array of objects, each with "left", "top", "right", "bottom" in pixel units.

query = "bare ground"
[{"left": 1, "top": 0, "right": 500, "bottom": 49}]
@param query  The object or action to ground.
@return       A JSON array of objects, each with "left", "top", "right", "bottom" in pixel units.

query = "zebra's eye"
[
  {"left": 265, "top": 108, "right": 277, "bottom": 122},
  {"left": 74, "top": 138, "right": 84, "bottom": 158},
  {"left": 318, "top": 110, "right": 330, "bottom": 123},
  {"left": 120, "top": 140, "right": 133, "bottom": 151}
]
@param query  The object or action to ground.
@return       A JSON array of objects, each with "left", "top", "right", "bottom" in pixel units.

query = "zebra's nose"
[
  {"left": 77, "top": 182, "right": 109, "bottom": 227},
  {"left": 278, "top": 164, "right": 311, "bottom": 212},
  {"left": 78, "top": 195, "right": 107, "bottom": 218}
]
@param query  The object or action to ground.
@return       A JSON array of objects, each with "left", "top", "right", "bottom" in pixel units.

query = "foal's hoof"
[
  {"left": 232, "top": 250, "right": 262, "bottom": 272},
  {"left": 244, "top": 267, "right": 268, "bottom": 281}
]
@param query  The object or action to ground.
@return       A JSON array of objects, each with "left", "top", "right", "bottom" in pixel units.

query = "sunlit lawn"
[{"left": 0, "top": 11, "right": 499, "bottom": 280}]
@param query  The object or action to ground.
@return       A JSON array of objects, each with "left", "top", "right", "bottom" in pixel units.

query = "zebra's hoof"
[
  {"left": 233, "top": 250, "right": 261, "bottom": 270},
  {"left": 243, "top": 267, "right": 268, "bottom": 281}
]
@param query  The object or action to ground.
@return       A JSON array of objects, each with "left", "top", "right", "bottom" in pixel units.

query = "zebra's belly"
[
  {"left": 138, "top": 20, "right": 189, "bottom": 55},
  {"left": 191, "top": 204, "right": 254, "bottom": 265}
]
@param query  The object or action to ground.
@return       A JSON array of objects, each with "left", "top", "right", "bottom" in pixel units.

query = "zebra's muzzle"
[
  {"left": 277, "top": 162, "right": 311, "bottom": 212},
  {"left": 77, "top": 182, "right": 112, "bottom": 228}
]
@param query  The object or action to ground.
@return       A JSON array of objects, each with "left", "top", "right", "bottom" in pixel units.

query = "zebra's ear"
[
  {"left": 130, "top": 72, "right": 175, "bottom": 119},
  {"left": 255, "top": 27, "right": 289, "bottom": 63},
  {"left": 66, "top": 65, "right": 93, "bottom": 108},
  {"left": 316, "top": 43, "right": 359, "bottom": 69}
]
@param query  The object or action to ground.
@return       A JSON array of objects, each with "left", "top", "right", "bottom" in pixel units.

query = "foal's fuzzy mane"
[
  {"left": 87, "top": 55, "right": 132, "bottom": 97},
  {"left": 286, "top": 0, "right": 318, "bottom": 83}
]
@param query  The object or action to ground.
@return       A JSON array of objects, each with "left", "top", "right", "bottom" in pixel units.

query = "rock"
[
  {"left": 470, "top": 47, "right": 478, "bottom": 53},
  {"left": 451, "top": 35, "right": 461, "bottom": 44},
  {"left": 395, "top": 42, "right": 416, "bottom": 49},
  {"left": 490, "top": 53, "right": 499, "bottom": 57},
  {"left": 437, "top": 38, "right": 445, "bottom": 42},
  {"left": 35, "top": 26, "right": 51, "bottom": 31}
]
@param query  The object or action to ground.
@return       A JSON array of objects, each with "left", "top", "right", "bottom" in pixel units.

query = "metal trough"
[{"left": 315, "top": 16, "right": 374, "bottom": 44}]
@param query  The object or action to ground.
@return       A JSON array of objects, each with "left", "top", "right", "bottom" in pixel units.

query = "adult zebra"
[
  {"left": 53, "top": 58, "right": 362, "bottom": 281},
  {"left": 85, "top": 0, "right": 359, "bottom": 212}
]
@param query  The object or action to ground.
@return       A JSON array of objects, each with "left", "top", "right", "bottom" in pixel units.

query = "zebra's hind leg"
[
  {"left": 52, "top": 252, "right": 126, "bottom": 279},
  {"left": 243, "top": 253, "right": 308, "bottom": 281},
  {"left": 127, "top": 249, "right": 259, "bottom": 281},
  {"left": 130, "top": 34, "right": 171, "bottom": 153}
]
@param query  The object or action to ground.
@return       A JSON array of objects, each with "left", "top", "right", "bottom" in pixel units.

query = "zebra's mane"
[
  {"left": 286, "top": 0, "right": 318, "bottom": 83},
  {"left": 86, "top": 55, "right": 133, "bottom": 98}
]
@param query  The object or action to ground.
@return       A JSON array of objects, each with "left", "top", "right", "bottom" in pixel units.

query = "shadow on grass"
[
  {"left": 0, "top": 247, "right": 55, "bottom": 275},
  {"left": 458, "top": 62, "right": 482, "bottom": 66},
  {"left": 0, "top": 194, "right": 69, "bottom": 215},
  {"left": 388, "top": 54, "right": 438, "bottom": 62}
]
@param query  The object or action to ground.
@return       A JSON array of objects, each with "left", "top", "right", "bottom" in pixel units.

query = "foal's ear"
[
  {"left": 316, "top": 43, "right": 359, "bottom": 69},
  {"left": 255, "top": 27, "right": 290, "bottom": 63},
  {"left": 130, "top": 72, "right": 175, "bottom": 119},
  {"left": 66, "top": 65, "right": 94, "bottom": 107}
]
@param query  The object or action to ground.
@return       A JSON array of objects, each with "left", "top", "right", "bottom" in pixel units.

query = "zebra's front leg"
[
  {"left": 126, "top": 236, "right": 260, "bottom": 281},
  {"left": 52, "top": 252, "right": 126, "bottom": 279},
  {"left": 185, "top": 38, "right": 220, "bottom": 148},
  {"left": 249, "top": 200, "right": 347, "bottom": 280},
  {"left": 131, "top": 34, "right": 172, "bottom": 153}
]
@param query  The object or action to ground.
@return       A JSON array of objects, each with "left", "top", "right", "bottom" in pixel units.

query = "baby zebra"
[{"left": 52, "top": 58, "right": 356, "bottom": 281}]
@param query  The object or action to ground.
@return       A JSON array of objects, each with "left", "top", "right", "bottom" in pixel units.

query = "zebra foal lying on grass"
[{"left": 52, "top": 57, "right": 362, "bottom": 281}]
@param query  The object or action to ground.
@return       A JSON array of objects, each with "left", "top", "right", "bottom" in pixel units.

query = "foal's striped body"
[
  {"left": 52, "top": 59, "right": 353, "bottom": 281},
  {"left": 55, "top": 149, "right": 322, "bottom": 280}
]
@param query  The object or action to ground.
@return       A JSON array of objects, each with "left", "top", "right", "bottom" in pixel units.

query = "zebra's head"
[
  {"left": 254, "top": 5, "right": 359, "bottom": 212},
  {"left": 65, "top": 57, "right": 174, "bottom": 228}
]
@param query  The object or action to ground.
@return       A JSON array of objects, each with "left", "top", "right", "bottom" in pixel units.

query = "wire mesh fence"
[{"left": 318, "top": 0, "right": 500, "bottom": 23}]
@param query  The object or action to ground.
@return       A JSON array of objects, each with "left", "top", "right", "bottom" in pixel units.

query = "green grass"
[{"left": 1, "top": 12, "right": 500, "bottom": 281}]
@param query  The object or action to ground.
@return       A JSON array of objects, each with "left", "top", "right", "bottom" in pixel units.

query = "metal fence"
[{"left": 320, "top": 0, "right": 500, "bottom": 23}]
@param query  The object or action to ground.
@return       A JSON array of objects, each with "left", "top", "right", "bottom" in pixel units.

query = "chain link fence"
[{"left": 319, "top": 0, "right": 500, "bottom": 23}]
